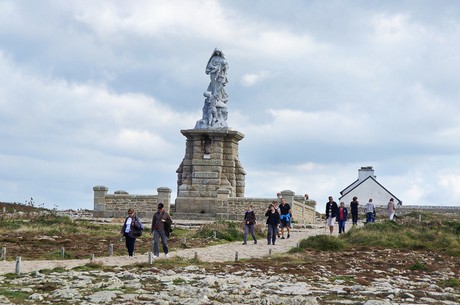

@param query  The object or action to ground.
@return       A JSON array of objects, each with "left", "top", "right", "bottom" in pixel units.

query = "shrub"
[{"left": 294, "top": 235, "right": 346, "bottom": 252}]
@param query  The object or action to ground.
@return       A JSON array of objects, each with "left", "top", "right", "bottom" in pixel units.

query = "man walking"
[
  {"left": 325, "top": 196, "right": 338, "bottom": 234},
  {"left": 279, "top": 198, "right": 292, "bottom": 239},
  {"left": 151, "top": 203, "right": 172, "bottom": 258}
]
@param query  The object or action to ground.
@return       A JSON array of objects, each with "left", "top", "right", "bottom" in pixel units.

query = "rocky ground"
[{"left": 0, "top": 225, "right": 459, "bottom": 304}]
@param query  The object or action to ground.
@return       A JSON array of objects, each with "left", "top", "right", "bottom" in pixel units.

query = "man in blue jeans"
[{"left": 151, "top": 203, "right": 172, "bottom": 258}]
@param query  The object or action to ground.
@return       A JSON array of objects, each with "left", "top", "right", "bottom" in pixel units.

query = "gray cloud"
[{"left": 1, "top": 1, "right": 460, "bottom": 211}]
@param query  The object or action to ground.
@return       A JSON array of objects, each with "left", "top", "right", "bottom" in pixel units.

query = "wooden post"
[
  {"left": 61, "top": 247, "right": 65, "bottom": 258},
  {"left": 2, "top": 207, "right": 5, "bottom": 214},
  {"left": 108, "top": 244, "right": 113, "bottom": 256},
  {"left": 90, "top": 254, "right": 95, "bottom": 262},
  {"left": 15, "top": 256, "right": 21, "bottom": 275},
  {"left": 213, "top": 231, "right": 217, "bottom": 239},
  {"left": 148, "top": 252, "right": 153, "bottom": 264},
  {"left": 1, "top": 247, "right": 6, "bottom": 261},
  {"left": 269, "top": 249, "right": 272, "bottom": 255},
  {"left": 235, "top": 251, "right": 238, "bottom": 261},
  {"left": 182, "top": 237, "right": 187, "bottom": 246},
  {"left": 194, "top": 251, "right": 198, "bottom": 260},
  {"left": 419, "top": 214, "right": 422, "bottom": 222}
]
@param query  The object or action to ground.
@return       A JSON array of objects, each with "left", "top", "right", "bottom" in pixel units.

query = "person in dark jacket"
[
  {"left": 350, "top": 196, "right": 359, "bottom": 226},
  {"left": 151, "top": 203, "right": 172, "bottom": 258},
  {"left": 242, "top": 204, "right": 257, "bottom": 245},
  {"left": 336, "top": 202, "right": 348, "bottom": 234},
  {"left": 265, "top": 204, "right": 280, "bottom": 245},
  {"left": 120, "top": 208, "right": 144, "bottom": 257},
  {"left": 325, "top": 196, "right": 338, "bottom": 235}
]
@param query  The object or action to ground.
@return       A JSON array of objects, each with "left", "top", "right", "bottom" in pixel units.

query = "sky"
[{"left": 1, "top": 0, "right": 460, "bottom": 212}]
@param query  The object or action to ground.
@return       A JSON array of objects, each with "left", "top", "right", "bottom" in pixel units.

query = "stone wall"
[
  {"left": 93, "top": 186, "right": 172, "bottom": 219},
  {"left": 213, "top": 190, "right": 316, "bottom": 224}
]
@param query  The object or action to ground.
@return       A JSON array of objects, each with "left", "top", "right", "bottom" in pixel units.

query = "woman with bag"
[{"left": 120, "top": 208, "right": 144, "bottom": 257}]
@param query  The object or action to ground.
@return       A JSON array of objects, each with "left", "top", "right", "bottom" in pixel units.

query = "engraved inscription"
[{"left": 194, "top": 172, "right": 219, "bottom": 178}]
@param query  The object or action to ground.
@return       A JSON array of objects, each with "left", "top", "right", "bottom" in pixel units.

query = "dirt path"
[{"left": 0, "top": 225, "right": 328, "bottom": 275}]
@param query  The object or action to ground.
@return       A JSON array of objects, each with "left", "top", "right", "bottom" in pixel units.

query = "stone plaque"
[{"left": 193, "top": 172, "right": 219, "bottom": 178}]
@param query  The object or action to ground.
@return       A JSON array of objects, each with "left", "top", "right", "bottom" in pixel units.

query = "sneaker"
[
  {"left": 281, "top": 237, "right": 285, "bottom": 239},
  {"left": 267, "top": 242, "right": 271, "bottom": 245},
  {"left": 165, "top": 253, "right": 169, "bottom": 258},
  {"left": 153, "top": 255, "right": 159, "bottom": 259},
  {"left": 242, "top": 242, "right": 247, "bottom": 245},
  {"left": 254, "top": 240, "right": 257, "bottom": 244},
  {"left": 287, "top": 234, "right": 290, "bottom": 239}
]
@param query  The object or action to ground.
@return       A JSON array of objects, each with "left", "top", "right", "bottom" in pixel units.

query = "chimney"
[{"left": 358, "top": 166, "right": 375, "bottom": 181}]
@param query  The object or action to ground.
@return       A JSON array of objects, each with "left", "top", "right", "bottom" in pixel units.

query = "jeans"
[
  {"left": 153, "top": 229, "right": 168, "bottom": 256},
  {"left": 338, "top": 220, "right": 346, "bottom": 234},
  {"left": 125, "top": 235, "right": 136, "bottom": 256},
  {"left": 366, "top": 212, "right": 375, "bottom": 223},
  {"left": 267, "top": 224, "right": 278, "bottom": 244},
  {"left": 243, "top": 224, "right": 257, "bottom": 243}
]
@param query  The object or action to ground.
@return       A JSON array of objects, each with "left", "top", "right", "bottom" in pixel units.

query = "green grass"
[{"left": 292, "top": 213, "right": 460, "bottom": 256}]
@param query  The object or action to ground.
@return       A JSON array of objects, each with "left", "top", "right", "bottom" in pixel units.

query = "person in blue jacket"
[{"left": 336, "top": 202, "right": 348, "bottom": 234}]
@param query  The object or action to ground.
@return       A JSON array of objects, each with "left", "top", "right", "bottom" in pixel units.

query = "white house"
[{"left": 339, "top": 166, "right": 402, "bottom": 206}]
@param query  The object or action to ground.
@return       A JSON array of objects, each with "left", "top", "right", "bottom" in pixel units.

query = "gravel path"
[{"left": 0, "top": 225, "right": 327, "bottom": 275}]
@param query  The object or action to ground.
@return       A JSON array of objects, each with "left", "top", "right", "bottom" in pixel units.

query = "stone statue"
[{"left": 195, "top": 48, "right": 229, "bottom": 129}]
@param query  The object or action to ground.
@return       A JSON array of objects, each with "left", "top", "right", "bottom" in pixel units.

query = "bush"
[{"left": 294, "top": 235, "right": 346, "bottom": 252}]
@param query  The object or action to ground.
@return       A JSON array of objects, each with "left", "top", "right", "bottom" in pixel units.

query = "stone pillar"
[
  {"left": 175, "top": 129, "right": 246, "bottom": 214},
  {"left": 93, "top": 185, "right": 108, "bottom": 217},
  {"left": 157, "top": 187, "right": 172, "bottom": 212},
  {"left": 280, "top": 190, "right": 295, "bottom": 204}
]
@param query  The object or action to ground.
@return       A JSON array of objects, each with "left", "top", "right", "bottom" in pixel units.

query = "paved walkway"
[{"left": 0, "top": 225, "right": 328, "bottom": 275}]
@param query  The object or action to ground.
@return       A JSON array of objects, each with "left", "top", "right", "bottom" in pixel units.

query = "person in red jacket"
[{"left": 336, "top": 202, "right": 348, "bottom": 234}]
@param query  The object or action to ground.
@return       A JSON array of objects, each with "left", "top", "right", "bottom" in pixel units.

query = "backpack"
[{"left": 132, "top": 217, "right": 144, "bottom": 237}]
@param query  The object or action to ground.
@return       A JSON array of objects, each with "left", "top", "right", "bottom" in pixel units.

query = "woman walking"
[
  {"left": 265, "top": 204, "right": 280, "bottom": 245},
  {"left": 120, "top": 208, "right": 144, "bottom": 257}
]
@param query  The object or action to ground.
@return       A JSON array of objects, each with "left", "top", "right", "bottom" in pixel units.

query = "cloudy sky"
[{"left": 1, "top": 0, "right": 460, "bottom": 212}]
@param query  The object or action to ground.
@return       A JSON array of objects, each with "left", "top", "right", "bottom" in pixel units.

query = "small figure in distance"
[
  {"left": 325, "top": 196, "right": 338, "bottom": 234},
  {"left": 387, "top": 198, "right": 399, "bottom": 221},
  {"left": 350, "top": 196, "right": 359, "bottom": 226},
  {"left": 120, "top": 208, "right": 144, "bottom": 257},
  {"left": 279, "top": 198, "right": 292, "bottom": 239},
  {"left": 242, "top": 204, "right": 257, "bottom": 245},
  {"left": 265, "top": 203, "right": 280, "bottom": 245},
  {"left": 365, "top": 199, "right": 375, "bottom": 224},
  {"left": 336, "top": 202, "right": 348, "bottom": 234}
]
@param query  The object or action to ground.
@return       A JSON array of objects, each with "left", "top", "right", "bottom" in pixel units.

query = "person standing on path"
[
  {"left": 151, "top": 203, "right": 172, "bottom": 258},
  {"left": 265, "top": 203, "right": 280, "bottom": 245},
  {"left": 120, "top": 208, "right": 144, "bottom": 257},
  {"left": 336, "top": 202, "right": 348, "bottom": 234},
  {"left": 242, "top": 204, "right": 257, "bottom": 245},
  {"left": 279, "top": 198, "right": 292, "bottom": 239},
  {"left": 350, "top": 196, "right": 359, "bottom": 226},
  {"left": 387, "top": 198, "right": 398, "bottom": 221},
  {"left": 365, "top": 199, "right": 375, "bottom": 223},
  {"left": 325, "top": 196, "right": 338, "bottom": 235}
]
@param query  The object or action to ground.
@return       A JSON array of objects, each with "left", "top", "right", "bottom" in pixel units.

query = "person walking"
[
  {"left": 242, "top": 204, "right": 257, "bottom": 245},
  {"left": 350, "top": 196, "right": 359, "bottom": 226},
  {"left": 151, "top": 203, "right": 172, "bottom": 258},
  {"left": 387, "top": 198, "right": 398, "bottom": 221},
  {"left": 325, "top": 196, "right": 338, "bottom": 234},
  {"left": 279, "top": 198, "right": 292, "bottom": 239},
  {"left": 336, "top": 202, "right": 348, "bottom": 234},
  {"left": 120, "top": 208, "right": 144, "bottom": 257},
  {"left": 365, "top": 199, "right": 375, "bottom": 223},
  {"left": 272, "top": 200, "right": 281, "bottom": 238},
  {"left": 265, "top": 203, "right": 280, "bottom": 245}
]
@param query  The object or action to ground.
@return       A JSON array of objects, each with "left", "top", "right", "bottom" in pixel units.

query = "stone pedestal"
[{"left": 175, "top": 129, "right": 246, "bottom": 214}]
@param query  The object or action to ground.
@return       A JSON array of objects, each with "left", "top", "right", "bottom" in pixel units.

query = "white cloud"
[{"left": 240, "top": 71, "right": 272, "bottom": 87}]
